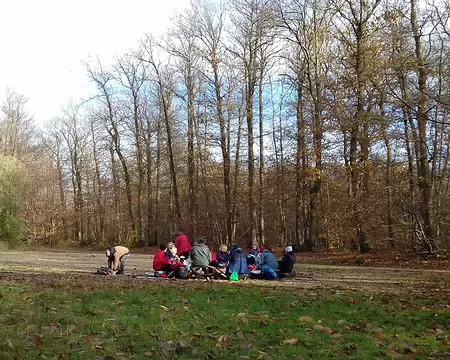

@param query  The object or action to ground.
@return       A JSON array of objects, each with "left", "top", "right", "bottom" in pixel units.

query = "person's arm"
[{"left": 113, "top": 255, "right": 121, "bottom": 271}]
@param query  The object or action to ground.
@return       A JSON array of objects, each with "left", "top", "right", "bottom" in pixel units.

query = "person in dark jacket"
[
  {"left": 190, "top": 237, "right": 212, "bottom": 267},
  {"left": 228, "top": 244, "right": 249, "bottom": 274},
  {"left": 248, "top": 244, "right": 260, "bottom": 257},
  {"left": 279, "top": 246, "right": 296, "bottom": 273},
  {"left": 217, "top": 244, "right": 230, "bottom": 265}
]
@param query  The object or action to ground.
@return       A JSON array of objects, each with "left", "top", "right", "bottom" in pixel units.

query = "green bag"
[{"left": 229, "top": 272, "right": 240, "bottom": 282}]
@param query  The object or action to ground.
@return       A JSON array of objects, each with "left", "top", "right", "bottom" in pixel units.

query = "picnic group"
[{"left": 103, "top": 232, "right": 297, "bottom": 281}]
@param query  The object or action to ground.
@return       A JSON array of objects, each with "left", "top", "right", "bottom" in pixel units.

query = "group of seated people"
[{"left": 152, "top": 232, "right": 297, "bottom": 280}]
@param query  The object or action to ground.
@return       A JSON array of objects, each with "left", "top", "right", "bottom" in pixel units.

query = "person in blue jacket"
[
  {"left": 228, "top": 244, "right": 249, "bottom": 275},
  {"left": 258, "top": 248, "right": 279, "bottom": 270}
]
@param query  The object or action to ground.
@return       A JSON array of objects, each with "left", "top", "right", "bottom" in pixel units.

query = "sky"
[{"left": 0, "top": 0, "right": 189, "bottom": 124}]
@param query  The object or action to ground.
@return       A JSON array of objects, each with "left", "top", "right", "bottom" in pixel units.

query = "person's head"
[
  {"left": 198, "top": 236, "right": 207, "bottom": 245},
  {"left": 234, "top": 244, "right": 241, "bottom": 250},
  {"left": 159, "top": 244, "right": 167, "bottom": 251},
  {"left": 219, "top": 244, "right": 228, "bottom": 252},
  {"left": 174, "top": 231, "right": 182, "bottom": 238},
  {"left": 167, "top": 242, "right": 175, "bottom": 249},
  {"left": 105, "top": 248, "right": 111, "bottom": 257},
  {"left": 260, "top": 247, "right": 267, "bottom": 253},
  {"left": 252, "top": 243, "right": 258, "bottom": 250},
  {"left": 285, "top": 246, "right": 293, "bottom": 253}
]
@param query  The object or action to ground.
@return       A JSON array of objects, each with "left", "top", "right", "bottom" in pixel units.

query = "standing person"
[
  {"left": 105, "top": 245, "right": 130, "bottom": 275},
  {"left": 175, "top": 231, "right": 192, "bottom": 259},
  {"left": 190, "top": 237, "right": 212, "bottom": 267},
  {"left": 279, "top": 246, "right": 296, "bottom": 273}
]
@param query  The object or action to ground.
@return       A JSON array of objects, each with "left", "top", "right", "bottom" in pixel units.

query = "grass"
[{"left": 0, "top": 281, "right": 449, "bottom": 360}]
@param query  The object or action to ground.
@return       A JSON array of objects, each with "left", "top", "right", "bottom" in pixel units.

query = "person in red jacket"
[
  {"left": 210, "top": 249, "right": 218, "bottom": 267},
  {"left": 175, "top": 232, "right": 192, "bottom": 258},
  {"left": 153, "top": 244, "right": 172, "bottom": 272},
  {"left": 153, "top": 244, "right": 184, "bottom": 273}
]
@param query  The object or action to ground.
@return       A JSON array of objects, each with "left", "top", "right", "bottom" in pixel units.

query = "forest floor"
[
  {"left": 0, "top": 249, "right": 449, "bottom": 296},
  {"left": 0, "top": 249, "right": 449, "bottom": 359}
]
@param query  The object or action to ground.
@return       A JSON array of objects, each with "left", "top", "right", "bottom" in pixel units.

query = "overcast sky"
[{"left": 0, "top": 0, "right": 189, "bottom": 124}]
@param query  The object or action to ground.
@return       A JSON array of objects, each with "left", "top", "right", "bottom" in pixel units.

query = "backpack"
[{"left": 96, "top": 267, "right": 110, "bottom": 275}]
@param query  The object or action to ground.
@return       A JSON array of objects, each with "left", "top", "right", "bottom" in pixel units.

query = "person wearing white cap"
[{"left": 279, "top": 246, "right": 296, "bottom": 273}]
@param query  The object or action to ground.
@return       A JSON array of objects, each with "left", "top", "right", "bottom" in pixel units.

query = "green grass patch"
[{"left": 0, "top": 282, "right": 449, "bottom": 359}]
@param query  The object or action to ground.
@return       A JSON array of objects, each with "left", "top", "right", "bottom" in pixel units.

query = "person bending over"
[{"left": 106, "top": 245, "right": 130, "bottom": 275}]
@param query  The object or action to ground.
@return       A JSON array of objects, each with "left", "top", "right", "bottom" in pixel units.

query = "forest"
[{"left": 1, "top": 0, "right": 449, "bottom": 254}]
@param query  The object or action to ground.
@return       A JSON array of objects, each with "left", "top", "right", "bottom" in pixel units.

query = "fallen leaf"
[
  {"left": 372, "top": 329, "right": 385, "bottom": 339},
  {"left": 258, "top": 350, "right": 272, "bottom": 359},
  {"left": 7, "top": 339, "right": 14, "bottom": 350},
  {"left": 216, "top": 335, "right": 229, "bottom": 349},
  {"left": 159, "top": 305, "right": 169, "bottom": 312},
  {"left": 299, "top": 316, "right": 313, "bottom": 323},
  {"left": 184, "top": 306, "right": 190, "bottom": 311},
  {"left": 387, "top": 349, "right": 403, "bottom": 358},
  {"left": 160, "top": 340, "right": 177, "bottom": 351},
  {"left": 283, "top": 338, "right": 300, "bottom": 346},
  {"left": 179, "top": 341, "right": 190, "bottom": 349},
  {"left": 237, "top": 331, "right": 245, "bottom": 340},
  {"left": 33, "top": 334, "right": 44, "bottom": 346},
  {"left": 237, "top": 313, "right": 249, "bottom": 324}
]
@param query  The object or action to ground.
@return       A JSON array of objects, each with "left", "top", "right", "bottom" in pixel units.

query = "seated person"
[
  {"left": 228, "top": 244, "right": 249, "bottom": 274},
  {"left": 248, "top": 243, "right": 260, "bottom": 257},
  {"left": 217, "top": 244, "right": 230, "bottom": 265},
  {"left": 105, "top": 245, "right": 130, "bottom": 275},
  {"left": 190, "top": 237, "right": 212, "bottom": 267},
  {"left": 175, "top": 231, "right": 192, "bottom": 258},
  {"left": 153, "top": 244, "right": 183, "bottom": 274},
  {"left": 216, "top": 244, "right": 230, "bottom": 273},
  {"left": 210, "top": 249, "right": 217, "bottom": 267},
  {"left": 166, "top": 242, "right": 178, "bottom": 261},
  {"left": 258, "top": 248, "right": 279, "bottom": 271},
  {"left": 247, "top": 243, "right": 260, "bottom": 266},
  {"left": 279, "top": 246, "right": 296, "bottom": 273}
]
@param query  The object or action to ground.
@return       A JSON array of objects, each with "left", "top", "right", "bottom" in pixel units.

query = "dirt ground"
[{"left": 0, "top": 249, "right": 449, "bottom": 298}]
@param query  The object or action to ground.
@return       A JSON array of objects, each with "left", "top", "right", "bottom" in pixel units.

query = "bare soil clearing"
[{"left": 0, "top": 250, "right": 449, "bottom": 297}]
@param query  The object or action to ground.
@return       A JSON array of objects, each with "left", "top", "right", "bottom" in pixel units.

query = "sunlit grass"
[{"left": 0, "top": 281, "right": 448, "bottom": 359}]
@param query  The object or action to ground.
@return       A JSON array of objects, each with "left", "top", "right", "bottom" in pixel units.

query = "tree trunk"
[
  {"left": 411, "top": 0, "right": 435, "bottom": 253},
  {"left": 258, "top": 69, "right": 265, "bottom": 246}
]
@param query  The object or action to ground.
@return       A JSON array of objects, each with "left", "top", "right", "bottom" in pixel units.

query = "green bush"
[
  {"left": 0, "top": 213, "right": 25, "bottom": 248},
  {"left": 0, "top": 155, "right": 27, "bottom": 248}
]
